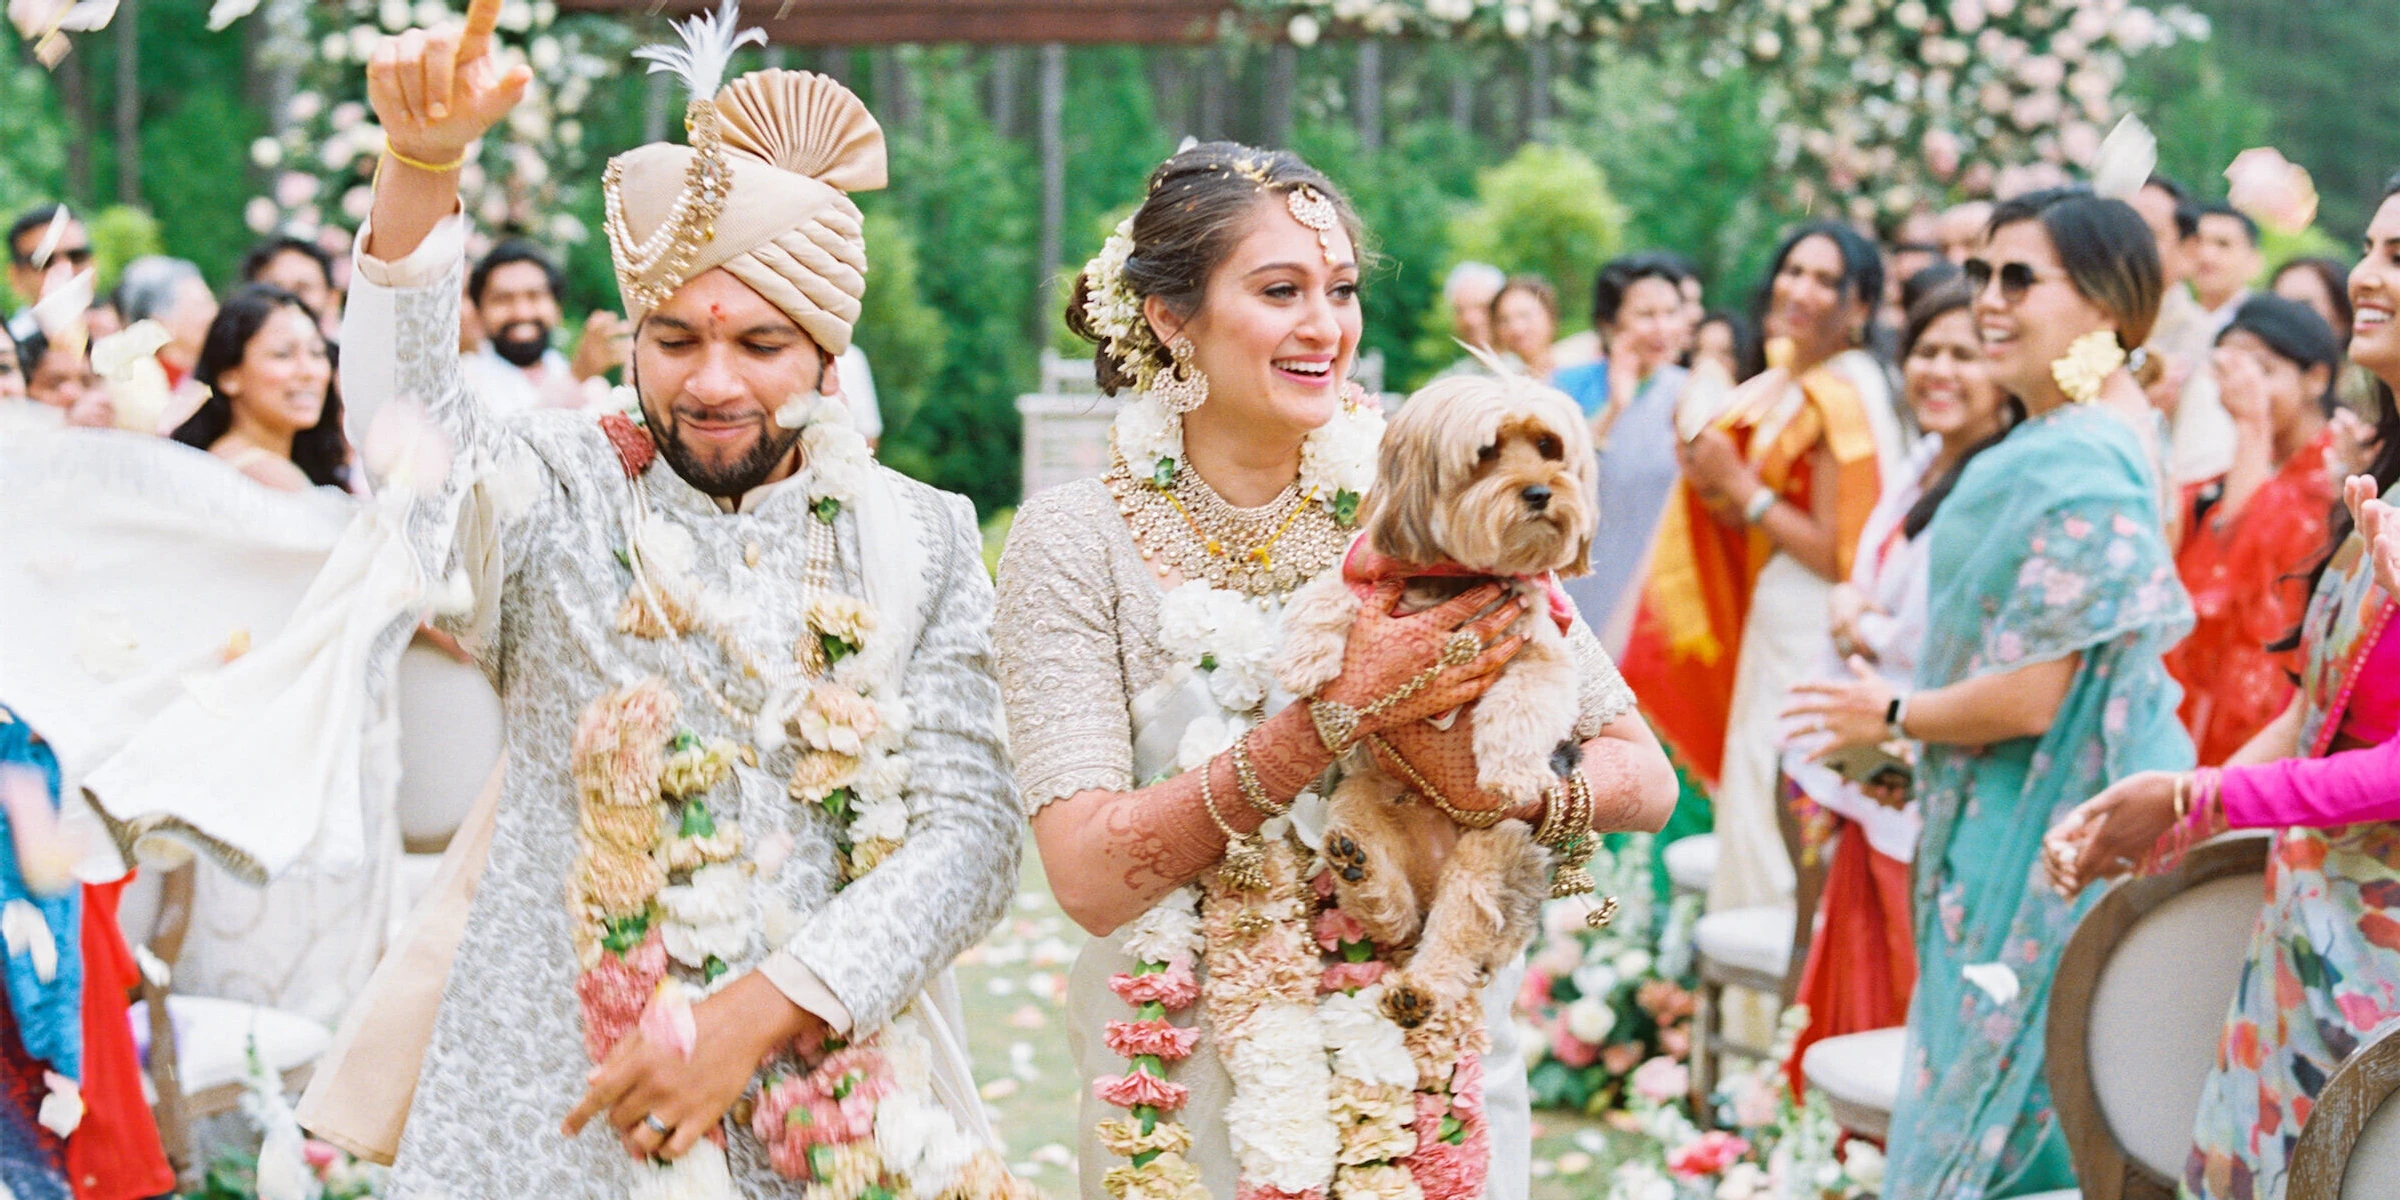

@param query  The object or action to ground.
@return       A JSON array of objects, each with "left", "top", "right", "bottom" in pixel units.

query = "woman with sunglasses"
[
  {"left": 2045, "top": 174, "right": 2400, "bottom": 1200},
  {"left": 2164, "top": 295, "right": 2344, "bottom": 766},
  {"left": 1789, "top": 188, "right": 2194, "bottom": 1198}
]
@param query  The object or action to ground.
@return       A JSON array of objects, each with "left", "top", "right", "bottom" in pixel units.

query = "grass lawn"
[{"left": 952, "top": 856, "right": 1639, "bottom": 1197}]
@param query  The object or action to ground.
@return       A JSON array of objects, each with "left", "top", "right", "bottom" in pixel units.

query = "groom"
[{"left": 315, "top": 1, "right": 1020, "bottom": 1190}]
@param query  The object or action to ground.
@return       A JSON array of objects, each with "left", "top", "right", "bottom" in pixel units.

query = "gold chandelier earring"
[{"left": 1154, "top": 335, "right": 1210, "bottom": 415}]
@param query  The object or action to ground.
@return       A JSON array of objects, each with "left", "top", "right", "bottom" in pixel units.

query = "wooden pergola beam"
[{"left": 555, "top": 0, "right": 1236, "bottom": 45}]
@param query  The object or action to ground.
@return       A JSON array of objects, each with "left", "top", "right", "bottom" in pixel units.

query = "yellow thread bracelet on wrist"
[{"left": 385, "top": 143, "right": 470, "bottom": 174}]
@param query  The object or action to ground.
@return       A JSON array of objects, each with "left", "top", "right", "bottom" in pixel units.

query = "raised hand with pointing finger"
[{"left": 366, "top": 0, "right": 531, "bottom": 171}]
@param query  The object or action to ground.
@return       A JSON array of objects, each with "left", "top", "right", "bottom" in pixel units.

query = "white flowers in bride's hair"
[
  {"left": 1123, "top": 888, "right": 1205, "bottom": 963},
  {"left": 1082, "top": 214, "right": 1160, "bottom": 392},
  {"left": 1317, "top": 987, "right": 1416, "bottom": 1088},
  {"left": 2088, "top": 113, "right": 2156, "bottom": 202}
]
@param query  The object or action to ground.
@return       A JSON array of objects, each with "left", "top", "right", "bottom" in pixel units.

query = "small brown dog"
[{"left": 1277, "top": 367, "right": 1596, "bottom": 1027}]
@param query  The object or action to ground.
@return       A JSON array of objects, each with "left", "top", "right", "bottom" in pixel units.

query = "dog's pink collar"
[{"left": 1340, "top": 536, "right": 1575, "bottom": 635}]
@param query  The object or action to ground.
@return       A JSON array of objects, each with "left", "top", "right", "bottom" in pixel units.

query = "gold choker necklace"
[{"left": 1106, "top": 452, "right": 1347, "bottom": 596}]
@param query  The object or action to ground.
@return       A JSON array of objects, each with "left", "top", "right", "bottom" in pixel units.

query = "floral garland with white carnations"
[
  {"left": 568, "top": 399, "right": 1033, "bottom": 1200},
  {"left": 1090, "top": 391, "right": 1493, "bottom": 1200}
]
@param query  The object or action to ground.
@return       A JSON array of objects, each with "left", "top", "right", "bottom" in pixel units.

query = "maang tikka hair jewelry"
[
  {"left": 1286, "top": 184, "right": 1340, "bottom": 266},
  {"left": 1154, "top": 335, "right": 1209, "bottom": 414}
]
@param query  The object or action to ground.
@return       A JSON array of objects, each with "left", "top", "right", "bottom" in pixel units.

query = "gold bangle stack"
[
  {"left": 1537, "top": 772, "right": 1614, "bottom": 927},
  {"left": 1307, "top": 630, "right": 1485, "bottom": 754},
  {"left": 1230, "top": 737, "right": 1290, "bottom": 819},
  {"left": 1199, "top": 757, "right": 1269, "bottom": 892}
]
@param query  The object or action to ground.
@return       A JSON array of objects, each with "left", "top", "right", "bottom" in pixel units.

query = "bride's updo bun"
[{"left": 1066, "top": 141, "right": 1363, "bottom": 396}]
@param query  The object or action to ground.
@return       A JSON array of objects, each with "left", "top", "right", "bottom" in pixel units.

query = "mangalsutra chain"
[{"left": 1106, "top": 451, "right": 1346, "bottom": 597}]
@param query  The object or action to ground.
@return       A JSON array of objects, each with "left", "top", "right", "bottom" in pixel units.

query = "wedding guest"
[
  {"left": 2192, "top": 203, "right": 2263, "bottom": 328},
  {"left": 1933, "top": 200, "right": 1993, "bottom": 264},
  {"left": 2273, "top": 255, "right": 2353, "bottom": 337},
  {"left": 0, "top": 332, "right": 22, "bottom": 400},
  {"left": 2135, "top": 175, "right": 2240, "bottom": 484},
  {"left": 240, "top": 235, "right": 340, "bottom": 339},
  {"left": 1444, "top": 260, "right": 1505, "bottom": 349},
  {"left": 5, "top": 204, "right": 88, "bottom": 342},
  {"left": 1493, "top": 274, "right": 1562, "bottom": 383},
  {"left": 114, "top": 254, "right": 218, "bottom": 425},
  {"left": 1555, "top": 253, "right": 1694, "bottom": 641},
  {"left": 1619, "top": 221, "right": 1902, "bottom": 1046},
  {"left": 2165, "top": 295, "right": 2342, "bottom": 765},
  {"left": 1690, "top": 308, "right": 1759, "bottom": 382},
  {"left": 169, "top": 283, "right": 349, "bottom": 492},
  {"left": 2047, "top": 175, "right": 2400, "bottom": 1200},
  {"left": 17, "top": 328, "right": 111, "bottom": 428},
  {"left": 1780, "top": 278, "right": 2009, "bottom": 1091},
  {"left": 461, "top": 238, "right": 623, "bottom": 413},
  {"left": 1790, "top": 187, "right": 2193, "bottom": 1198}
]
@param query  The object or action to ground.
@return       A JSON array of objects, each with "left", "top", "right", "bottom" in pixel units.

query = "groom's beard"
[
  {"left": 634, "top": 352, "right": 823, "bottom": 499},
  {"left": 654, "top": 409, "right": 806, "bottom": 498}
]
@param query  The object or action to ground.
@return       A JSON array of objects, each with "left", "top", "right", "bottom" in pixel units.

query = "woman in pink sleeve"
[{"left": 2044, "top": 175, "right": 2400, "bottom": 1200}]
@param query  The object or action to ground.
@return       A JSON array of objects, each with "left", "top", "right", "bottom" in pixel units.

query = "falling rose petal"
[
  {"left": 637, "top": 978, "right": 698, "bottom": 1060},
  {"left": 24, "top": 200, "right": 69, "bottom": 266},
  {"left": 2088, "top": 114, "right": 2156, "bottom": 203},
  {"left": 36, "top": 1073, "right": 81, "bottom": 1137},
  {"left": 1962, "top": 961, "right": 2021, "bottom": 1006},
  {"left": 204, "top": 0, "right": 260, "bottom": 29},
  {"left": 0, "top": 767, "right": 77, "bottom": 897},
  {"left": 89, "top": 319, "right": 170, "bottom": 380},
  {"left": 29, "top": 268, "right": 93, "bottom": 347},
  {"left": 361, "top": 398, "right": 454, "bottom": 497},
  {"left": 1, "top": 900, "right": 58, "bottom": 983}
]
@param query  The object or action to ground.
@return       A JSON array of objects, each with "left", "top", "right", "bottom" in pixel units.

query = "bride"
[{"left": 994, "top": 141, "right": 1677, "bottom": 1200}]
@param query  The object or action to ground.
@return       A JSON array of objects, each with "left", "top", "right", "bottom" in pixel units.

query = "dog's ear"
[{"left": 1363, "top": 414, "right": 1446, "bottom": 565}]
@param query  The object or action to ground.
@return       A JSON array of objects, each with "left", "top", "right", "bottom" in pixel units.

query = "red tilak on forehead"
[{"left": 708, "top": 302, "right": 724, "bottom": 323}]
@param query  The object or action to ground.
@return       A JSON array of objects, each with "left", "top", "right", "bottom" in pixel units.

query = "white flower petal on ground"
[{"left": 1962, "top": 961, "right": 2021, "bottom": 1006}]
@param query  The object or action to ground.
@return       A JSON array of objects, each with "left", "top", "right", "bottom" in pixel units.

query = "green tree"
[
  {"left": 2119, "top": 39, "right": 2274, "bottom": 210},
  {"left": 874, "top": 48, "right": 1040, "bottom": 516},
  {"left": 852, "top": 207, "right": 946, "bottom": 438},
  {"left": 1446, "top": 142, "right": 1625, "bottom": 333}
]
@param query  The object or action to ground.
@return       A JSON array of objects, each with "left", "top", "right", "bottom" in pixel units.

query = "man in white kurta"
[{"left": 311, "top": 5, "right": 1020, "bottom": 1192}]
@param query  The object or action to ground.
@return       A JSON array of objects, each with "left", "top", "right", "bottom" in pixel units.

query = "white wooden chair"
[
  {"left": 2042, "top": 833, "right": 2272, "bottom": 1200},
  {"left": 1689, "top": 781, "right": 1818, "bottom": 1118},
  {"left": 2289, "top": 1014, "right": 2400, "bottom": 1200}
]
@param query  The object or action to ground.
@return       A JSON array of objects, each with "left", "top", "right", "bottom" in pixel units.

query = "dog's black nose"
[{"left": 1521, "top": 484, "right": 1552, "bottom": 511}]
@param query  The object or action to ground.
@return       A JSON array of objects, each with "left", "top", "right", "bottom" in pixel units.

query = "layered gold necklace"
[{"left": 1106, "top": 450, "right": 1348, "bottom": 597}]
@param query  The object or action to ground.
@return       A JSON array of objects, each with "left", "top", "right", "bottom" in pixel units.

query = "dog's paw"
[
  {"left": 1326, "top": 830, "right": 1371, "bottom": 883},
  {"left": 1380, "top": 980, "right": 1439, "bottom": 1029}
]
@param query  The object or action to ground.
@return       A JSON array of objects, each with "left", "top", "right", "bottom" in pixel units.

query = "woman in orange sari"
[
  {"left": 1619, "top": 222, "right": 1902, "bottom": 937},
  {"left": 2165, "top": 293, "right": 2342, "bottom": 764}
]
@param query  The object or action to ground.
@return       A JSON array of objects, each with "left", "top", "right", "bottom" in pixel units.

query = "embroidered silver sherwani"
[{"left": 338, "top": 214, "right": 1021, "bottom": 1195}]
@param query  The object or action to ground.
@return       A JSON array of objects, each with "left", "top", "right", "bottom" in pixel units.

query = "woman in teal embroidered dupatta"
[{"left": 1790, "top": 188, "right": 2194, "bottom": 1197}]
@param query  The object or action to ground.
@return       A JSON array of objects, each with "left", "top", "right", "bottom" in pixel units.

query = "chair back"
[
  {"left": 2047, "top": 834, "right": 2270, "bottom": 1200},
  {"left": 1776, "top": 772, "right": 1827, "bottom": 1006},
  {"left": 2288, "top": 1015, "right": 2400, "bottom": 1200},
  {"left": 394, "top": 638, "right": 502, "bottom": 854}
]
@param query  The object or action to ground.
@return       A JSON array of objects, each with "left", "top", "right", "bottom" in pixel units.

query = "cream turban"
[{"left": 605, "top": 70, "right": 888, "bottom": 356}]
